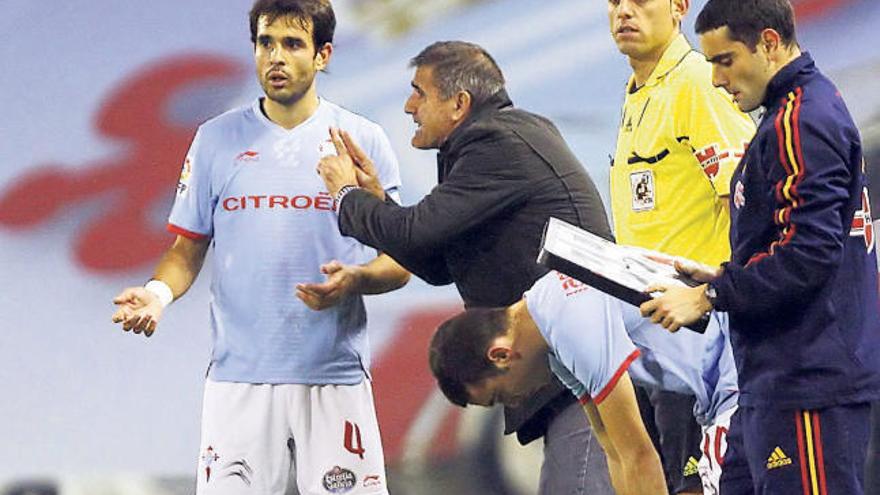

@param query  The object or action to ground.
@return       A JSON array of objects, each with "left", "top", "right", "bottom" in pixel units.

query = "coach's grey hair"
[{"left": 409, "top": 41, "right": 506, "bottom": 108}]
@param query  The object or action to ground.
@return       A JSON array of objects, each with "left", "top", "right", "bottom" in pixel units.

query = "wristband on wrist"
[
  {"left": 704, "top": 283, "right": 718, "bottom": 311},
  {"left": 145, "top": 279, "right": 174, "bottom": 308},
  {"left": 335, "top": 184, "right": 359, "bottom": 205}
]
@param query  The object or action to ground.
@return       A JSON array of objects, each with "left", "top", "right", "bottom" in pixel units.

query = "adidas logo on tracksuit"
[{"left": 766, "top": 447, "right": 793, "bottom": 470}]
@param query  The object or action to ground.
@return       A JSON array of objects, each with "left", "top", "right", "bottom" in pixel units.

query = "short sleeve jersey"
[
  {"left": 525, "top": 272, "right": 639, "bottom": 405},
  {"left": 168, "top": 98, "right": 401, "bottom": 385},
  {"left": 610, "top": 35, "right": 756, "bottom": 266},
  {"left": 525, "top": 272, "right": 738, "bottom": 425}
]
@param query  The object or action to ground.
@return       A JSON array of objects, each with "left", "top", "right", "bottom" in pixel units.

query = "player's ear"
[
  {"left": 487, "top": 341, "right": 517, "bottom": 367},
  {"left": 315, "top": 42, "right": 333, "bottom": 71}
]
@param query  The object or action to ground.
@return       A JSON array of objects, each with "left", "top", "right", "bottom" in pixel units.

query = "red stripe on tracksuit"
[
  {"left": 812, "top": 413, "right": 828, "bottom": 495},
  {"left": 796, "top": 411, "right": 811, "bottom": 495},
  {"left": 747, "top": 89, "right": 806, "bottom": 267}
]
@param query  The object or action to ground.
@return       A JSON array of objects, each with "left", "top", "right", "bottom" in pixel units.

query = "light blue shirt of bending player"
[
  {"left": 168, "top": 98, "right": 401, "bottom": 385},
  {"left": 524, "top": 271, "right": 738, "bottom": 425}
]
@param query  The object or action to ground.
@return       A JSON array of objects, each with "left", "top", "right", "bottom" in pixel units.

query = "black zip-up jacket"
[
  {"left": 710, "top": 53, "right": 880, "bottom": 409},
  {"left": 338, "top": 90, "right": 613, "bottom": 442}
]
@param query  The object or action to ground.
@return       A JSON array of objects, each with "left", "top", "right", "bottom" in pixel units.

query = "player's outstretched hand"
[
  {"left": 295, "top": 260, "right": 363, "bottom": 311},
  {"left": 338, "top": 129, "right": 386, "bottom": 201},
  {"left": 111, "top": 287, "right": 164, "bottom": 337},
  {"left": 640, "top": 284, "right": 711, "bottom": 333}
]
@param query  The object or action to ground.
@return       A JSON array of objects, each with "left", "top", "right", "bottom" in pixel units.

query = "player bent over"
[
  {"left": 111, "top": 1, "right": 408, "bottom": 493},
  {"left": 429, "top": 271, "right": 739, "bottom": 495}
]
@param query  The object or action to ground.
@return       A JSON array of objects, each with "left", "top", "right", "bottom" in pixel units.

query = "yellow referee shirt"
[{"left": 610, "top": 35, "right": 755, "bottom": 266}]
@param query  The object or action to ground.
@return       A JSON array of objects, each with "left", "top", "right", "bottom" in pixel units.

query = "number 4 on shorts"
[{"left": 344, "top": 420, "right": 365, "bottom": 459}]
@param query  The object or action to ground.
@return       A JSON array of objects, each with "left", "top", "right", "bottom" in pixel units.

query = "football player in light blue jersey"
[
  {"left": 429, "top": 271, "right": 739, "bottom": 494},
  {"left": 111, "top": 1, "right": 409, "bottom": 494}
]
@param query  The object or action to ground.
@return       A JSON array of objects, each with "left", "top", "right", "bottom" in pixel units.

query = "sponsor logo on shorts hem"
[
  {"left": 363, "top": 474, "right": 382, "bottom": 488},
  {"left": 323, "top": 466, "right": 356, "bottom": 493}
]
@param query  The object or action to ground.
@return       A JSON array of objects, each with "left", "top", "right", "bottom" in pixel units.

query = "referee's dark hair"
[
  {"left": 410, "top": 41, "right": 506, "bottom": 109},
  {"left": 249, "top": 0, "right": 336, "bottom": 53},
  {"left": 429, "top": 307, "right": 510, "bottom": 407},
  {"left": 696, "top": 0, "right": 798, "bottom": 50}
]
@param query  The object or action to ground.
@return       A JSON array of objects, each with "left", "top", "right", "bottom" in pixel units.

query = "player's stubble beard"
[{"left": 260, "top": 67, "right": 317, "bottom": 108}]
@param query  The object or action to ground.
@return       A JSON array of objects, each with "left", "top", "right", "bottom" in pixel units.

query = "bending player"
[
  {"left": 111, "top": 1, "right": 408, "bottom": 493},
  {"left": 429, "top": 271, "right": 738, "bottom": 495}
]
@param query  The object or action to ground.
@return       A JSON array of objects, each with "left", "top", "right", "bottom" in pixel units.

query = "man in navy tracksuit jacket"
[{"left": 641, "top": 1, "right": 880, "bottom": 493}]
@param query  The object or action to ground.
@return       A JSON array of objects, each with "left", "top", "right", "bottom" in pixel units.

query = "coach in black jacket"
[{"left": 317, "top": 41, "right": 614, "bottom": 493}]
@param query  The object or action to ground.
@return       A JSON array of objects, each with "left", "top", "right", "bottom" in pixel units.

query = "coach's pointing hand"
[
  {"left": 317, "top": 128, "right": 386, "bottom": 201},
  {"left": 317, "top": 128, "right": 358, "bottom": 197},
  {"left": 338, "top": 129, "right": 385, "bottom": 200}
]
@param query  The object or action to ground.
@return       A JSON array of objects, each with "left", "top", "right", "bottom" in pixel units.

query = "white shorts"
[
  {"left": 196, "top": 378, "right": 389, "bottom": 495},
  {"left": 698, "top": 405, "right": 736, "bottom": 495}
]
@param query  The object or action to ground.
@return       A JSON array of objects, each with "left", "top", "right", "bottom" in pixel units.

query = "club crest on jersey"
[
  {"left": 177, "top": 157, "right": 193, "bottom": 196},
  {"left": 733, "top": 181, "right": 745, "bottom": 209},
  {"left": 323, "top": 466, "right": 356, "bottom": 493},
  {"left": 274, "top": 136, "right": 302, "bottom": 166},
  {"left": 630, "top": 170, "right": 655, "bottom": 211},
  {"left": 318, "top": 139, "right": 336, "bottom": 158}
]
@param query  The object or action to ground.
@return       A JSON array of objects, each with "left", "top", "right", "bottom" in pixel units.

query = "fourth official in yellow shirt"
[{"left": 611, "top": 34, "right": 755, "bottom": 266}]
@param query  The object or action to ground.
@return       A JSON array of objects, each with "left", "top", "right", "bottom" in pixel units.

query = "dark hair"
[
  {"left": 249, "top": 0, "right": 336, "bottom": 50},
  {"left": 410, "top": 41, "right": 506, "bottom": 108},
  {"left": 429, "top": 307, "right": 510, "bottom": 407},
  {"left": 695, "top": 0, "right": 797, "bottom": 49}
]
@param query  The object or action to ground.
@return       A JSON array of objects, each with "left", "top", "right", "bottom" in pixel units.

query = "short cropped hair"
[
  {"left": 429, "top": 307, "right": 510, "bottom": 407},
  {"left": 410, "top": 41, "right": 506, "bottom": 108},
  {"left": 249, "top": 0, "right": 336, "bottom": 50},
  {"left": 695, "top": 0, "right": 797, "bottom": 49}
]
